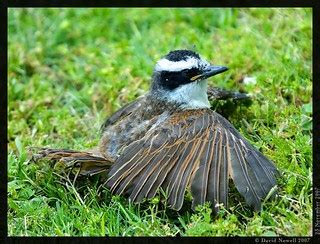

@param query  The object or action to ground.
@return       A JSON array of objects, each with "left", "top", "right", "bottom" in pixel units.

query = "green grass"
[{"left": 8, "top": 8, "right": 312, "bottom": 236}]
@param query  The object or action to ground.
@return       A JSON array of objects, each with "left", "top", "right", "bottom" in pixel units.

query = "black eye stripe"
[
  {"left": 157, "top": 71, "right": 191, "bottom": 90},
  {"left": 183, "top": 68, "right": 201, "bottom": 77}
]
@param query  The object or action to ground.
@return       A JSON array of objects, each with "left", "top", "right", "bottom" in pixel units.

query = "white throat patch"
[
  {"left": 164, "top": 80, "right": 210, "bottom": 109},
  {"left": 155, "top": 56, "right": 210, "bottom": 72}
]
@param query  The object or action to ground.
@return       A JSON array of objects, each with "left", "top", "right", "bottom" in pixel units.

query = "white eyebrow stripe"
[{"left": 155, "top": 57, "right": 202, "bottom": 72}]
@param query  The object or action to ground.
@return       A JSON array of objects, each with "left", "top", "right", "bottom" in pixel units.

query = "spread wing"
[{"left": 106, "top": 109, "right": 278, "bottom": 212}]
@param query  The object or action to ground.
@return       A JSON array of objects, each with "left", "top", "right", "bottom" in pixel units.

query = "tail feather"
[{"left": 30, "top": 147, "right": 113, "bottom": 177}]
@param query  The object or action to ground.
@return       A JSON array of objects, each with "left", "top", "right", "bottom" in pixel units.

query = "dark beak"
[{"left": 191, "top": 65, "right": 229, "bottom": 81}]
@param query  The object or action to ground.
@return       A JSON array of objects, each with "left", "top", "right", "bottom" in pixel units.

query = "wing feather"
[
  {"left": 163, "top": 115, "right": 209, "bottom": 209},
  {"left": 108, "top": 140, "right": 159, "bottom": 194},
  {"left": 106, "top": 109, "right": 278, "bottom": 212},
  {"left": 145, "top": 143, "right": 185, "bottom": 199},
  {"left": 191, "top": 128, "right": 217, "bottom": 209},
  {"left": 129, "top": 145, "right": 176, "bottom": 202},
  {"left": 206, "top": 128, "right": 227, "bottom": 213},
  {"left": 229, "top": 136, "right": 265, "bottom": 210},
  {"left": 168, "top": 137, "right": 205, "bottom": 209},
  {"left": 161, "top": 141, "right": 194, "bottom": 200},
  {"left": 218, "top": 129, "right": 229, "bottom": 209}
]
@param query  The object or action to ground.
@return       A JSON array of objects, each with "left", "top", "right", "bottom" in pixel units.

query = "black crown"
[{"left": 165, "top": 50, "right": 200, "bottom": 62}]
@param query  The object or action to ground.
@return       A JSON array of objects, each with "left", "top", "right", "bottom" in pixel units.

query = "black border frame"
[{"left": 2, "top": 1, "right": 319, "bottom": 243}]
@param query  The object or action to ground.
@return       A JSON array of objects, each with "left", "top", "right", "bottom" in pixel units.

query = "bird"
[{"left": 32, "top": 49, "right": 278, "bottom": 213}]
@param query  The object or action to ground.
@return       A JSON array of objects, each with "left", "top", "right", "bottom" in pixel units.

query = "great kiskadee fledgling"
[{"left": 33, "top": 49, "right": 278, "bottom": 213}]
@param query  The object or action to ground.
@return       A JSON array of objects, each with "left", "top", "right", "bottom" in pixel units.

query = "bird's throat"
[{"left": 164, "top": 80, "right": 210, "bottom": 109}]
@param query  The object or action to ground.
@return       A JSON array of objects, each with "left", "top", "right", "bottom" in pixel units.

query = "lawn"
[{"left": 8, "top": 8, "right": 312, "bottom": 236}]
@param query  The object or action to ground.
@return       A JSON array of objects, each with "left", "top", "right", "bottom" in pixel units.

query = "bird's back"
[{"left": 99, "top": 94, "right": 173, "bottom": 160}]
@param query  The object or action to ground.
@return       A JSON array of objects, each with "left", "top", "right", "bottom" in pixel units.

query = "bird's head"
[{"left": 151, "top": 49, "right": 228, "bottom": 109}]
